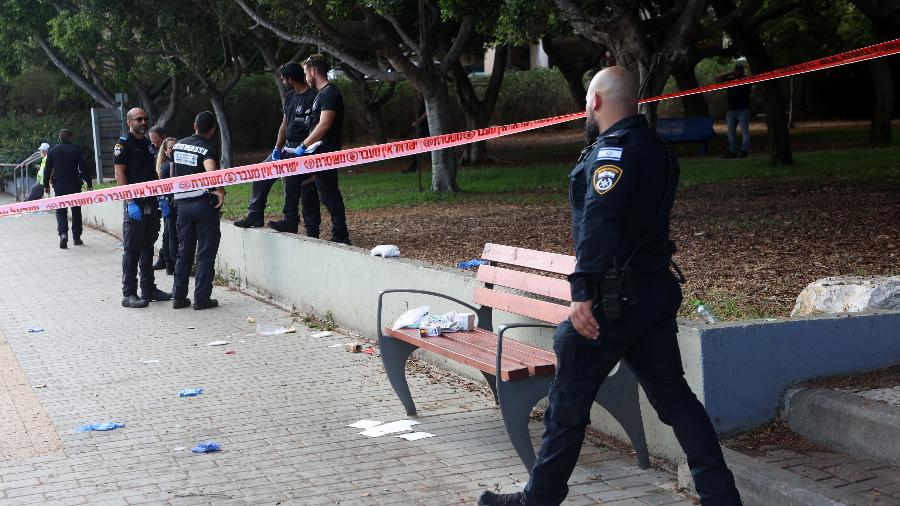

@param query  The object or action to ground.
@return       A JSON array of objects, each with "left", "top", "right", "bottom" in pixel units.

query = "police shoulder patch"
[
  {"left": 593, "top": 165, "right": 622, "bottom": 195},
  {"left": 113, "top": 143, "right": 124, "bottom": 157},
  {"left": 596, "top": 147, "right": 623, "bottom": 161}
]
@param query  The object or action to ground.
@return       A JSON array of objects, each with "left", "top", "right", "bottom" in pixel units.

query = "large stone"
[{"left": 791, "top": 276, "right": 900, "bottom": 317}]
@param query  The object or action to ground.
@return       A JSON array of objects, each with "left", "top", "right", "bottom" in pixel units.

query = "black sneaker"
[
  {"left": 166, "top": 266, "right": 175, "bottom": 276},
  {"left": 122, "top": 295, "right": 149, "bottom": 308},
  {"left": 477, "top": 491, "right": 525, "bottom": 505},
  {"left": 172, "top": 297, "right": 191, "bottom": 309},
  {"left": 59, "top": 234, "right": 67, "bottom": 249},
  {"left": 330, "top": 236, "right": 352, "bottom": 246},
  {"left": 193, "top": 299, "right": 219, "bottom": 310},
  {"left": 73, "top": 237, "right": 83, "bottom": 246},
  {"left": 233, "top": 216, "right": 264, "bottom": 228},
  {"left": 267, "top": 220, "right": 298, "bottom": 234},
  {"left": 152, "top": 256, "right": 166, "bottom": 270},
  {"left": 142, "top": 288, "right": 172, "bottom": 301}
]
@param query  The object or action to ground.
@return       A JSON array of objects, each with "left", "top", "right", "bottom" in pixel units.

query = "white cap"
[{"left": 38, "top": 142, "right": 50, "bottom": 151}]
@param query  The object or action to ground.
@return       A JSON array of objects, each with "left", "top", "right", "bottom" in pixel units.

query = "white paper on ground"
[
  {"left": 207, "top": 341, "right": 229, "bottom": 346},
  {"left": 397, "top": 432, "right": 435, "bottom": 441},
  {"left": 311, "top": 331, "right": 333, "bottom": 338},
  {"left": 348, "top": 420, "right": 383, "bottom": 429},
  {"left": 360, "top": 420, "right": 419, "bottom": 437},
  {"left": 141, "top": 359, "right": 159, "bottom": 364},
  {"left": 328, "top": 343, "right": 344, "bottom": 348}
]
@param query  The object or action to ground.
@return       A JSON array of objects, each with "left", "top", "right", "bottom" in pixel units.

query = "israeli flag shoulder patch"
[{"left": 596, "top": 147, "right": 623, "bottom": 162}]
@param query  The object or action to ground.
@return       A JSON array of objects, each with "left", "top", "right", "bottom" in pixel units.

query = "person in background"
[
  {"left": 44, "top": 130, "right": 92, "bottom": 248},
  {"left": 25, "top": 142, "right": 50, "bottom": 201},
  {"left": 719, "top": 62, "right": 752, "bottom": 159},
  {"left": 155, "top": 137, "right": 178, "bottom": 275},
  {"left": 148, "top": 125, "right": 167, "bottom": 157}
]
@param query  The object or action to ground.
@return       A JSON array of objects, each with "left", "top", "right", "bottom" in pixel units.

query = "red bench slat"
[
  {"left": 474, "top": 287, "right": 569, "bottom": 325},
  {"left": 449, "top": 329, "right": 555, "bottom": 377},
  {"left": 384, "top": 327, "right": 531, "bottom": 381},
  {"left": 476, "top": 265, "right": 571, "bottom": 302},
  {"left": 481, "top": 243, "right": 575, "bottom": 275}
]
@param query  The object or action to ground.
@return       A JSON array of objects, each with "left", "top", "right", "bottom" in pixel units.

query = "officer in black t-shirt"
[
  {"left": 233, "top": 62, "right": 316, "bottom": 231},
  {"left": 298, "top": 54, "right": 350, "bottom": 244},
  {"left": 44, "top": 128, "right": 92, "bottom": 248},
  {"left": 114, "top": 108, "right": 172, "bottom": 309},
  {"left": 170, "top": 111, "right": 225, "bottom": 311}
]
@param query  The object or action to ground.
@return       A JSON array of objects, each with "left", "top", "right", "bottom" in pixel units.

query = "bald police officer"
[
  {"left": 115, "top": 108, "right": 171, "bottom": 308},
  {"left": 170, "top": 111, "right": 224, "bottom": 310},
  {"left": 478, "top": 68, "right": 742, "bottom": 506}
]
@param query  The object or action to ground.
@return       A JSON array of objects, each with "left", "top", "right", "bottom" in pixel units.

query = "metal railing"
[{"left": 0, "top": 151, "right": 41, "bottom": 201}]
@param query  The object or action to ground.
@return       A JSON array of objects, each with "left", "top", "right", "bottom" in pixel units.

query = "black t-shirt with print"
[
  {"left": 308, "top": 83, "right": 344, "bottom": 152},
  {"left": 284, "top": 88, "right": 317, "bottom": 144}
]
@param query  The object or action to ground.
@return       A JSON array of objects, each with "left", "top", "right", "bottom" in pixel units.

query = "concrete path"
[{"left": 0, "top": 203, "right": 689, "bottom": 505}]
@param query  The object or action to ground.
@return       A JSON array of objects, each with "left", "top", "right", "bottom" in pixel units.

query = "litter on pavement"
[
  {"left": 349, "top": 420, "right": 383, "bottom": 429},
  {"left": 370, "top": 244, "right": 401, "bottom": 257},
  {"left": 76, "top": 422, "right": 125, "bottom": 432},
  {"left": 141, "top": 359, "right": 159, "bottom": 364},
  {"left": 256, "top": 324, "right": 296, "bottom": 336},
  {"left": 397, "top": 432, "right": 436, "bottom": 441},
  {"left": 178, "top": 388, "right": 204, "bottom": 397},
  {"left": 311, "top": 331, "right": 333, "bottom": 338},
  {"left": 359, "top": 420, "right": 419, "bottom": 437},
  {"left": 27, "top": 326, "right": 44, "bottom": 333},
  {"left": 207, "top": 340, "right": 229, "bottom": 346},
  {"left": 456, "top": 258, "right": 488, "bottom": 269},
  {"left": 246, "top": 317, "right": 256, "bottom": 324},
  {"left": 191, "top": 441, "right": 221, "bottom": 453}
]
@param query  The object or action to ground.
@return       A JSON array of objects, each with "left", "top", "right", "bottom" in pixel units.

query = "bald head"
[
  {"left": 586, "top": 66, "right": 639, "bottom": 135},
  {"left": 126, "top": 108, "right": 149, "bottom": 137}
]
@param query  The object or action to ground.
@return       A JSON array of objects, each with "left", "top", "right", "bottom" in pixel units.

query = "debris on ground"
[
  {"left": 76, "top": 422, "right": 125, "bottom": 432},
  {"left": 224, "top": 350, "right": 235, "bottom": 355},
  {"left": 27, "top": 326, "right": 44, "bottom": 333},
  {"left": 364, "top": 347, "right": 375, "bottom": 355},
  {"left": 256, "top": 324, "right": 296, "bottom": 336},
  {"left": 141, "top": 359, "right": 159, "bottom": 364},
  {"left": 349, "top": 420, "right": 383, "bottom": 429},
  {"left": 397, "top": 432, "right": 435, "bottom": 441},
  {"left": 370, "top": 244, "right": 401, "bottom": 257},
  {"left": 359, "top": 420, "right": 419, "bottom": 437},
  {"left": 207, "top": 340, "right": 229, "bottom": 346},
  {"left": 246, "top": 317, "right": 256, "bottom": 324},
  {"left": 345, "top": 343, "right": 362, "bottom": 353},
  {"left": 191, "top": 441, "right": 221, "bottom": 453},
  {"left": 178, "top": 388, "right": 204, "bottom": 397},
  {"left": 311, "top": 331, "right": 333, "bottom": 338},
  {"left": 457, "top": 258, "right": 488, "bottom": 269}
]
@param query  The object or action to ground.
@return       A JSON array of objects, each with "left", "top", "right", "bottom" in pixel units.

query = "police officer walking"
[
  {"left": 478, "top": 68, "right": 742, "bottom": 506},
  {"left": 44, "top": 129, "right": 92, "bottom": 248},
  {"left": 170, "top": 111, "right": 225, "bottom": 311},
  {"left": 115, "top": 108, "right": 172, "bottom": 308},
  {"left": 298, "top": 54, "right": 351, "bottom": 244},
  {"left": 233, "top": 62, "right": 316, "bottom": 231}
]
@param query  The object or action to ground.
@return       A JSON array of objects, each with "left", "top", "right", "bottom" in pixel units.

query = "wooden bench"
[
  {"left": 376, "top": 243, "right": 650, "bottom": 471},
  {"left": 656, "top": 116, "right": 714, "bottom": 155}
]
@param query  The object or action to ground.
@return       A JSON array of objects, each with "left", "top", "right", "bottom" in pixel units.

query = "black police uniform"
[
  {"left": 114, "top": 133, "right": 161, "bottom": 298},
  {"left": 244, "top": 87, "right": 317, "bottom": 225},
  {"left": 159, "top": 157, "right": 178, "bottom": 272},
  {"left": 44, "top": 142, "right": 91, "bottom": 240},
  {"left": 523, "top": 115, "right": 741, "bottom": 505},
  {"left": 300, "top": 82, "right": 350, "bottom": 243},
  {"left": 171, "top": 135, "right": 221, "bottom": 305}
]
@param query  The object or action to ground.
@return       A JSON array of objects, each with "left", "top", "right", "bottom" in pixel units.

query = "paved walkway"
[{"left": 0, "top": 203, "right": 688, "bottom": 505}]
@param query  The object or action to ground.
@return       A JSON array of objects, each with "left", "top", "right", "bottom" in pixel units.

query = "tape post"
[{"left": 1, "top": 37, "right": 898, "bottom": 219}]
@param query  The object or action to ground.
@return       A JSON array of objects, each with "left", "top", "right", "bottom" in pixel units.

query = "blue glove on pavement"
[
  {"left": 127, "top": 201, "right": 142, "bottom": 221},
  {"left": 159, "top": 198, "right": 170, "bottom": 219},
  {"left": 271, "top": 148, "right": 281, "bottom": 161}
]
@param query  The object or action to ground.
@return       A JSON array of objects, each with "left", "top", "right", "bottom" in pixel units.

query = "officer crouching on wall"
[
  {"left": 478, "top": 67, "right": 742, "bottom": 506},
  {"left": 170, "top": 111, "right": 224, "bottom": 310}
]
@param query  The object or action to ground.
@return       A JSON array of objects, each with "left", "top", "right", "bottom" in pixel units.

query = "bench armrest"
[
  {"left": 377, "top": 289, "right": 480, "bottom": 338},
  {"left": 496, "top": 323, "right": 558, "bottom": 383}
]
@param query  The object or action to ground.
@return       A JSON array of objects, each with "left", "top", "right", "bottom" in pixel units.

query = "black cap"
[
  {"left": 279, "top": 62, "right": 304, "bottom": 81},
  {"left": 195, "top": 111, "right": 216, "bottom": 134}
]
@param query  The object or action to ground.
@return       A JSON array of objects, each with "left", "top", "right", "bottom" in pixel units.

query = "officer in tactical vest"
[
  {"left": 478, "top": 68, "right": 742, "bottom": 506},
  {"left": 170, "top": 111, "right": 224, "bottom": 311},
  {"left": 114, "top": 108, "right": 171, "bottom": 308}
]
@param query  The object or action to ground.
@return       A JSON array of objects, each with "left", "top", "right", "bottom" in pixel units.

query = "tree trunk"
[
  {"left": 365, "top": 105, "right": 388, "bottom": 144},
  {"left": 208, "top": 91, "right": 233, "bottom": 169},
  {"left": 421, "top": 78, "right": 458, "bottom": 192},
  {"left": 672, "top": 63, "right": 709, "bottom": 117},
  {"left": 453, "top": 47, "right": 508, "bottom": 165},
  {"left": 868, "top": 58, "right": 893, "bottom": 145},
  {"left": 155, "top": 75, "right": 179, "bottom": 131}
]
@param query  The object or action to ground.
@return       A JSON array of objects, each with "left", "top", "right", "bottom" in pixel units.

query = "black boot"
[
  {"left": 59, "top": 234, "right": 67, "bottom": 249},
  {"left": 267, "top": 220, "right": 298, "bottom": 234},
  {"left": 234, "top": 215, "right": 264, "bottom": 228},
  {"left": 193, "top": 299, "right": 219, "bottom": 310},
  {"left": 172, "top": 297, "right": 191, "bottom": 309},
  {"left": 477, "top": 491, "right": 525, "bottom": 505},
  {"left": 73, "top": 236, "right": 83, "bottom": 246},
  {"left": 141, "top": 287, "right": 172, "bottom": 301},
  {"left": 122, "top": 295, "right": 149, "bottom": 308},
  {"left": 152, "top": 252, "right": 166, "bottom": 270}
]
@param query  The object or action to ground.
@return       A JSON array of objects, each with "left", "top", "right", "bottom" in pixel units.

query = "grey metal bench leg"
[
  {"left": 379, "top": 335, "right": 419, "bottom": 417},
  {"left": 595, "top": 362, "right": 650, "bottom": 469},
  {"left": 481, "top": 371, "right": 499, "bottom": 405},
  {"left": 497, "top": 376, "right": 553, "bottom": 474}
]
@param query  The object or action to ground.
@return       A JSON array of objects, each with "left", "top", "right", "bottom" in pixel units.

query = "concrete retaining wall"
[{"left": 81, "top": 201, "right": 900, "bottom": 463}]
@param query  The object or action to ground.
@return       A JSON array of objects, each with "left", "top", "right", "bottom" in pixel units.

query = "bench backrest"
[
  {"left": 656, "top": 116, "right": 714, "bottom": 139},
  {"left": 474, "top": 243, "right": 575, "bottom": 324}
]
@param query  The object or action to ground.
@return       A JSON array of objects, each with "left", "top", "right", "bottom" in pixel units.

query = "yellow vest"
[{"left": 37, "top": 156, "right": 46, "bottom": 185}]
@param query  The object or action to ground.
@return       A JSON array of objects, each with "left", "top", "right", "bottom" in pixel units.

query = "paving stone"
[{"left": 0, "top": 207, "right": 683, "bottom": 504}]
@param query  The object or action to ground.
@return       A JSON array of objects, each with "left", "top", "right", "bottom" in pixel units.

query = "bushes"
[{"left": 0, "top": 112, "right": 89, "bottom": 169}]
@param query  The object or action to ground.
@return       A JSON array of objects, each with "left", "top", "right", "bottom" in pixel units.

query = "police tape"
[{"left": 2, "top": 37, "right": 898, "bottom": 218}]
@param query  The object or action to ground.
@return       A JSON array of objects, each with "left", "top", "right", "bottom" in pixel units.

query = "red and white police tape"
[{"left": 2, "top": 37, "right": 898, "bottom": 218}]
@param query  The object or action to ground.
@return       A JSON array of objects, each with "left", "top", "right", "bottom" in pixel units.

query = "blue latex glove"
[
  {"left": 191, "top": 440, "right": 221, "bottom": 453},
  {"left": 271, "top": 148, "right": 281, "bottom": 161},
  {"left": 126, "top": 201, "right": 142, "bottom": 221},
  {"left": 159, "top": 198, "right": 170, "bottom": 219},
  {"left": 178, "top": 387, "right": 203, "bottom": 397},
  {"left": 77, "top": 422, "right": 125, "bottom": 432},
  {"left": 290, "top": 145, "right": 306, "bottom": 157}
]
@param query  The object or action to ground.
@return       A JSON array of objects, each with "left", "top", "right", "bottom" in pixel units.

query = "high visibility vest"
[{"left": 36, "top": 156, "right": 46, "bottom": 185}]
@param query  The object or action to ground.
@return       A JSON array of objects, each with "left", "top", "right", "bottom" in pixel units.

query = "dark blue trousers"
[
  {"left": 122, "top": 201, "right": 160, "bottom": 297},
  {"left": 173, "top": 197, "right": 220, "bottom": 303},
  {"left": 53, "top": 184, "right": 82, "bottom": 238},
  {"left": 299, "top": 169, "right": 349, "bottom": 242},
  {"left": 525, "top": 274, "right": 741, "bottom": 506}
]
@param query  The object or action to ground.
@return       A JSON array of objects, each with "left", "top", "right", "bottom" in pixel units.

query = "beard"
[{"left": 584, "top": 118, "right": 600, "bottom": 145}]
